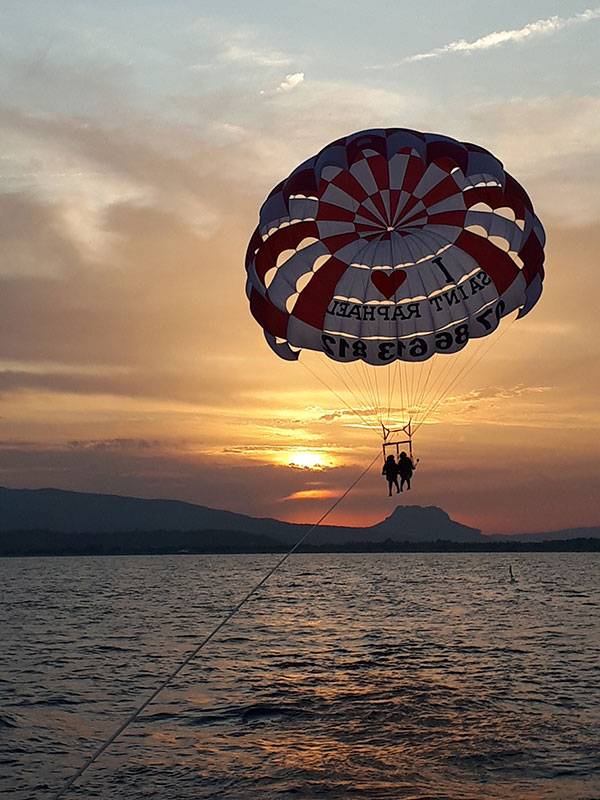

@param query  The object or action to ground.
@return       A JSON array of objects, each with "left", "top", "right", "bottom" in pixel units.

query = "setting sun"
[{"left": 286, "top": 451, "right": 332, "bottom": 470}]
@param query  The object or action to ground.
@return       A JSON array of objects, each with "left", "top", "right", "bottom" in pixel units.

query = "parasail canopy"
[{"left": 245, "top": 128, "right": 545, "bottom": 434}]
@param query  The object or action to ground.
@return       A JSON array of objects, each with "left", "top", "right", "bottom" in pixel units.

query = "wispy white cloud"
[
  {"left": 259, "top": 71, "right": 305, "bottom": 97},
  {"left": 443, "top": 385, "right": 551, "bottom": 406},
  {"left": 403, "top": 8, "right": 600, "bottom": 63},
  {"left": 465, "top": 93, "right": 600, "bottom": 225},
  {"left": 221, "top": 42, "right": 292, "bottom": 67},
  {"left": 186, "top": 18, "right": 294, "bottom": 70},
  {"left": 277, "top": 71, "right": 304, "bottom": 92}
]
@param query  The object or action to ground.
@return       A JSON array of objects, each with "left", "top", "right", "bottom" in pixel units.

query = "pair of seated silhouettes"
[{"left": 382, "top": 452, "right": 416, "bottom": 496}]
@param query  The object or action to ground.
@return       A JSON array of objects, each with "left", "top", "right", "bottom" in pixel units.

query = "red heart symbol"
[{"left": 371, "top": 269, "right": 407, "bottom": 299}]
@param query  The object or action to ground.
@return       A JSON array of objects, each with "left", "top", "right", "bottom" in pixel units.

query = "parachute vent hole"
[
  {"left": 495, "top": 206, "right": 516, "bottom": 221},
  {"left": 465, "top": 224, "right": 488, "bottom": 238},
  {"left": 286, "top": 293, "right": 299, "bottom": 313},
  {"left": 312, "top": 254, "right": 330, "bottom": 272},
  {"left": 296, "top": 272, "right": 313, "bottom": 293},
  {"left": 488, "top": 235, "right": 510, "bottom": 252},
  {"left": 297, "top": 237, "right": 319, "bottom": 251},
  {"left": 470, "top": 202, "right": 493, "bottom": 213},
  {"left": 264, "top": 266, "right": 278, "bottom": 288},
  {"left": 509, "top": 252, "right": 524, "bottom": 269},
  {"left": 276, "top": 249, "right": 295, "bottom": 268}
]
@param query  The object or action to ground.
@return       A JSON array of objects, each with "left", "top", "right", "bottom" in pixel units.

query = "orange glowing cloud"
[{"left": 280, "top": 489, "right": 340, "bottom": 502}]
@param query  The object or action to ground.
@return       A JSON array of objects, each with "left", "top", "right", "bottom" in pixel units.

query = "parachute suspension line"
[
  {"left": 394, "top": 313, "right": 518, "bottom": 435},
  {"left": 407, "top": 351, "right": 417, "bottom": 421},
  {"left": 415, "top": 352, "right": 457, "bottom": 425},
  {"left": 353, "top": 359, "right": 378, "bottom": 423},
  {"left": 389, "top": 357, "right": 401, "bottom": 427},
  {"left": 385, "top": 360, "right": 390, "bottom": 427},
  {"left": 50, "top": 451, "right": 382, "bottom": 800},
  {"left": 411, "top": 353, "right": 421, "bottom": 420},
  {"left": 307, "top": 360, "right": 377, "bottom": 432},
  {"left": 406, "top": 359, "right": 419, "bottom": 419},
  {"left": 335, "top": 358, "right": 384, "bottom": 430},
  {"left": 424, "top": 319, "right": 514, "bottom": 428},
  {"left": 414, "top": 334, "right": 468, "bottom": 427},
  {"left": 413, "top": 316, "right": 518, "bottom": 433},
  {"left": 413, "top": 348, "right": 480, "bottom": 434},
  {"left": 325, "top": 350, "right": 382, "bottom": 427},
  {"left": 372, "top": 360, "right": 384, "bottom": 425},
  {"left": 324, "top": 358, "right": 376, "bottom": 423},
  {"left": 393, "top": 361, "right": 405, "bottom": 429},
  {"left": 376, "top": 364, "right": 386, "bottom": 426},
  {"left": 300, "top": 359, "right": 379, "bottom": 431},
  {"left": 440, "top": 316, "right": 518, "bottom": 417},
  {"left": 414, "top": 360, "right": 428, "bottom": 418},
  {"left": 398, "top": 352, "right": 409, "bottom": 420},
  {"left": 354, "top": 358, "right": 383, "bottom": 428},
  {"left": 412, "top": 354, "right": 437, "bottom": 426},
  {"left": 391, "top": 359, "right": 400, "bottom": 427},
  {"left": 362, "top": 360, "right": 385, "bottom": 426},
  {"left": 412, "top": 361, "right": 430, "bottom": 426},
  {"left": 432, "top": 347, "right": 467, "bottom": 402},
  {"left": 385, "top": 357, "right": 395, "bottom": 429},
  {"left": 399, "top": 359, "right": 409, "bottom": 427},
  {"left": 300, "top": 313, "right": 516, "bottom": 440},
  {"left": 410, "top": 359, "right": 428, "bottom": 424},
  {"left": 381, "top": 360, "right": 391, "bottom": 428},
  {"left": 397, "top": 360, "right": 408, "bottom": 427},
  {"left": 398, "top": 357, "right": 408, "bottom": 428}
]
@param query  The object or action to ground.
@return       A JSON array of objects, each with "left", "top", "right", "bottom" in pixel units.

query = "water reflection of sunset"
[{"left": 89, "top": 552, "right": 597, "bottom": 800}]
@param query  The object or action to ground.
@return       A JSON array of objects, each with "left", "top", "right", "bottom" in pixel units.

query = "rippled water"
[{"left": 1, "top": 553, "right": 599, "bottom": 799}]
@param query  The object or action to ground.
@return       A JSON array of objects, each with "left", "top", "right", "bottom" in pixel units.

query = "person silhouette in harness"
[
  {"left": 382, "top": 454, "right": 400, "bottom": 496},
  {"left": 397, "top": 451, "right": 416, "bottom": 492}
]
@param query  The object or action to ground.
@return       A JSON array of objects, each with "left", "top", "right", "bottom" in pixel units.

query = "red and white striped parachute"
[{"left": 245, "top": 128, "right": 545, "bottom": 435}]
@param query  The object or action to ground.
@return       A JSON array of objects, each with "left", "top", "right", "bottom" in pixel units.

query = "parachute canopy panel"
[{"left": 245, "top": 128, "right": 545, "bottom": 366}]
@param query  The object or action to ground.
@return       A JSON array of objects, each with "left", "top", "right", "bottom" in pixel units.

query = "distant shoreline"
[{"left": 1, "top": 530, "right": 598, "bottom": 557}]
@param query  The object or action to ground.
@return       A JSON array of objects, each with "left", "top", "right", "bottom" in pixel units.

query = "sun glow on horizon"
[
  {"left": 282, "top": 488, "right": 339, "bottom": 501},
  {"left": 284, "top": 450, "right": 334, "bottom": 470}
]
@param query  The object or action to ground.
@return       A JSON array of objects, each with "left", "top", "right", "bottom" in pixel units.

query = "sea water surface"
[{"left": 1, "top": 553, "right": 599, "bottom": 799}]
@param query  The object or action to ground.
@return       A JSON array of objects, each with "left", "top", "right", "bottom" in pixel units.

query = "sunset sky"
[{"left": 1, "top": 1, "right": 599, "bottom": 534}]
